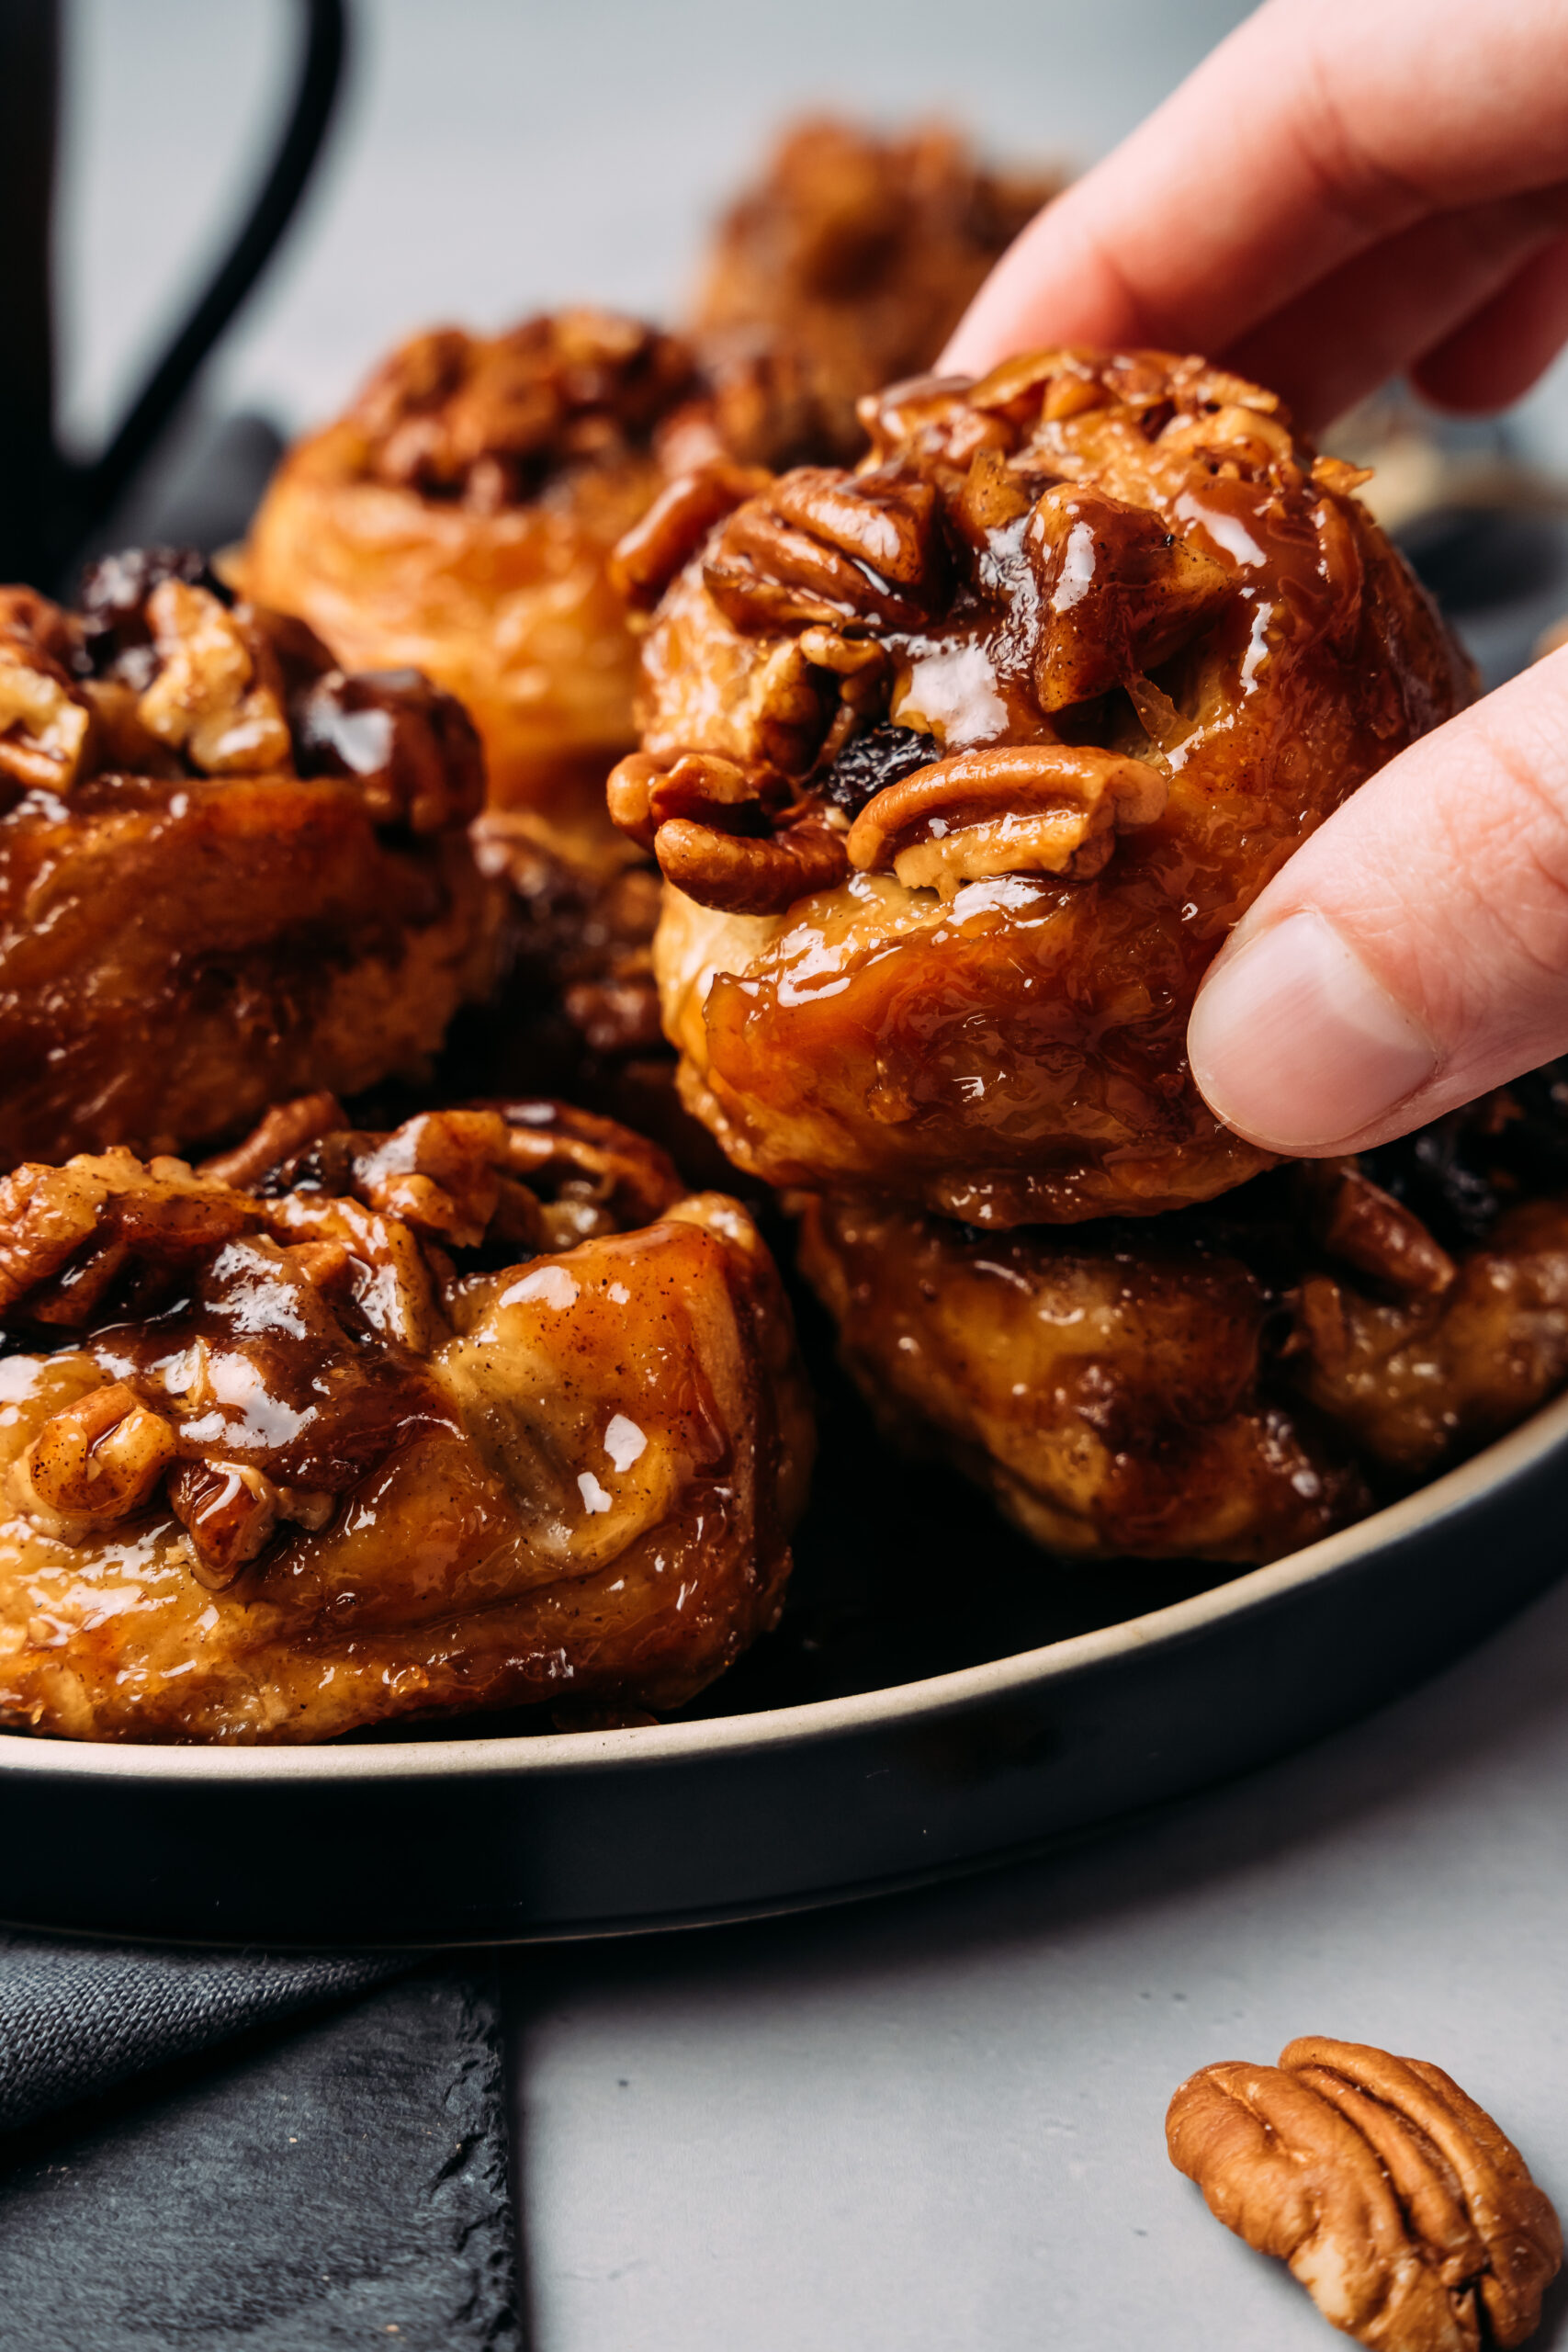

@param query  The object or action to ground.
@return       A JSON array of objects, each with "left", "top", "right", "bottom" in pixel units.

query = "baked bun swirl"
[
  {"left": 0, "top": 550, "right": 502, "bottom": 1166},
  {"left": 0, "top": 1096, "right": 811, "bottom": 1740},
  {"left": 617, "top": 349, "right": 1474, "bottom": 1226},
  {"left": 242, "top": 310, "right": 811, "bottom": 874}
]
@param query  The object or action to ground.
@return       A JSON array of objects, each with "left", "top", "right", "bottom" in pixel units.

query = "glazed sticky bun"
[
  {"left": 616, "top": 349, "right": 1473, "bottom": 1227},
  {"left": 694, "top": 117, "right": 1063, "bottom": 464},
  {"left": 241, "top": 308, "right": 818, "bottom": 876},
  {"left": 0, "top": 1096, "right": 811, "bottom": 1741},
  {"left": 0, "top": 550, "right": 501, "bottom": 1167},
  {"left": 797, "top": 1071, "right": 1568, "bottom": 1562}
]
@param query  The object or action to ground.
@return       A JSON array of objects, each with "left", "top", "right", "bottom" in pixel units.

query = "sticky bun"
[
  {"left": 0, "top": 551, "right": 501, "bottom": 1167},
  {"left": 797, "top": 1069, "right": 1568, "bottom": 1561},
  {"left": 241, "top": 309, "right": 819, "bottom": 875},
  {"left": 694, "top": 117, "right": 1062, "bottom": 463},
  {"left": 618, "top": 349, "right": 1473, "bottom": 1226},
  {"left": 0, "top": 1096, "right": 812, "bottom": 1741}
]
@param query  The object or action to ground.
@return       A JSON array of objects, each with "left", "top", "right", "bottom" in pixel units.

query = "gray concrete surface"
[{"left": 516, "top": 1572, "right": 1568, "bottom": 2349}]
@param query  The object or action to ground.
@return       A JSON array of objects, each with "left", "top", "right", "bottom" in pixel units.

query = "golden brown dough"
[
  {"left": 240, "top": 311, "right": 815, "bottom": 875},
  {"left": 797, "top": 1194, "right": 1363, "bottom": 1563},
  {"left": 694, "top": 116, "right": 1063, "bottom": 463},
  {"left": 240, "top": 313, "right": 682, "bottom": 864},
  {"left": 621, "top": 350, "right": 1473, "bottom": 1225},
  {"left": 0, "top": 551, "right": 502, "bottom": 1166},
  {"left": 797, "top": 1069, "right": 1568, "bottom": 1561},
  {"left": 0, "top": 1097, "right": 812, "bottom": 1742}
]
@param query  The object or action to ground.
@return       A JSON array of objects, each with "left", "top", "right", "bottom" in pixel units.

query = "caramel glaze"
[
  {"left": 0, "top": 552, "right": 502, "bottom": 1165},
  {"left": 630, "top": 351, "right": 1473, "bottom": 1225},
  {"left": 797, "top": 1069, "right": 1568, "bottom": 1560},
  {"left": 0, "top": 1099, "right": 812, "bottom": 1741}
]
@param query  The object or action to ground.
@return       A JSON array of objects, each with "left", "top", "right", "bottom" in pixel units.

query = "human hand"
[
  {"left": 942, "top": 0, "right": 1568, "bottom": 1155},
  {"left": 943, "top": 0, "right": 1568, "bottom": 425}
]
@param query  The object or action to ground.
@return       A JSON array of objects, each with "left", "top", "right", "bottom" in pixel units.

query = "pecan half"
[
  {"left": 846, "top": 743, "right": 1168, "bottom": 896},
  {"left": 704, "top": 465, "right": 938, "bottom": 634},
  {"left": 607, "top": 460, "right": 771, "bottom": 611},
  {"left": 1168, "top": 2038, "right": 1562, "bottom": 2351},
  {"left": 655, "top": 804, "right": 849, "bottom": 916}
]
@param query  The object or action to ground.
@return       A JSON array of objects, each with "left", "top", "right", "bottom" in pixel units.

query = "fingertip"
[{"left": 1188, "top": 910, "right": 1438, "bottom": 1154}]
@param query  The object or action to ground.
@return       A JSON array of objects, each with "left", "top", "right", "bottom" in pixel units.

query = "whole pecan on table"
[{"left": 1167, "top": 2037, "right": 1562, "bottom": 2350}]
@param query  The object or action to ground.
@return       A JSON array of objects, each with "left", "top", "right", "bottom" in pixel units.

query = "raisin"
[{"left": 820, "top": 721, "right": 936, "bottom": 817}]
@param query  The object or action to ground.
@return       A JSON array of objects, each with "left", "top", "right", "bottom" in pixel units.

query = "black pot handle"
[{"left": 71, "top": 0, "right": 348, "bottom": 560}]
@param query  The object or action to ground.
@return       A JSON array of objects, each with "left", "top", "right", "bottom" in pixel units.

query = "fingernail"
[{"left": 1188, "top": 910, "right": 1438, "bottom": 1149}]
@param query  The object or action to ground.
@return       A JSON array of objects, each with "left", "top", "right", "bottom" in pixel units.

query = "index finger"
[{"left": 942, "top": 0, "right": 1568, "bottom": 386}]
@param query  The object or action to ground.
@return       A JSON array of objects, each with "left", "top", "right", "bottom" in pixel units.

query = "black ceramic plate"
[{"left": 0, "top": 1374, "right": 1563, "bottom": 1950}]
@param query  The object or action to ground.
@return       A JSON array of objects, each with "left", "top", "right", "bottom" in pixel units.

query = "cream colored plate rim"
[{"left": 5, "top": 1385, "right": 1565, "bottom": 1783}]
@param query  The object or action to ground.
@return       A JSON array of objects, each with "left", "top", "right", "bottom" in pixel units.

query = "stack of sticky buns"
[{"left": 3, "top": 119, "right": 1564, "bottom": 1745}]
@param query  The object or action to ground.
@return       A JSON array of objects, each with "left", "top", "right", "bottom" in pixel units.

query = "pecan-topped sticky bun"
[
  {"left": 0, "top": 1095, "right": 812, "bottom": 1741},
  {"left": 797, "top": 1069, "right": 1568, "bottom": 1561},
  {"left": 0, "top": 551, "right": 502, "bottom": 1168},
  {"left": 616, "top": 350, "right": 1474, "bottom": 1227},
  {"left": 693, "top": 117, "right": 1063, "bottom": 464},
  {"left": 241, "top": 309, "right": 820, "bottom": 879}
]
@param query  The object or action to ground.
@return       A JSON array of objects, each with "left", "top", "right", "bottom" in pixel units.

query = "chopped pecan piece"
[
  {"left": 347, "top": 1109, "right": 517, "bottom": 1250},
  {"left": 655, "top": 805, "right": 849, "bottom": 916},
  {"left": 11, "top": 1382, "right": 177, "bottom": 1542},
  {"left": 1168, "top": 2038, "right": 1562, "bottom": 2351},
  {"left": 197, "top": 1093, "right": 346, "bottom": 1191},
  {"left": 137, "top": 580, "right": 292, "bottom": 775},
  {"left": 1026, "top": 484, "right": 1234, "bottom": 712},
  {"left": 0, "top": 586, "right": 100, "bottom": 794},
  {"left": 1304, "top": 1160, "right": 1458, "bottom": 1298},
  {"left": 0, "top": 1151, "right": 259, "bottom": 1319},
  {"left": 846, "top": 744, "right": 1168, "bottom": 895},
  {"left": 291, "top": 666, "right": 485, "bottom": 831},
  {"left": 0, "top": 648, "right": 89, "bottom": 795},
  {"left": 169, "top": 1458, "right": 281, "bottom": 1589}
]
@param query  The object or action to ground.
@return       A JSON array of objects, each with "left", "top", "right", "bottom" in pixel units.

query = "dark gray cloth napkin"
[
  {"left": 0, "top": 1929, "right": 406, "bottom": 2133},
  {"left": 0, "top": 1938, "right": 520, "bottom": 2350}
]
